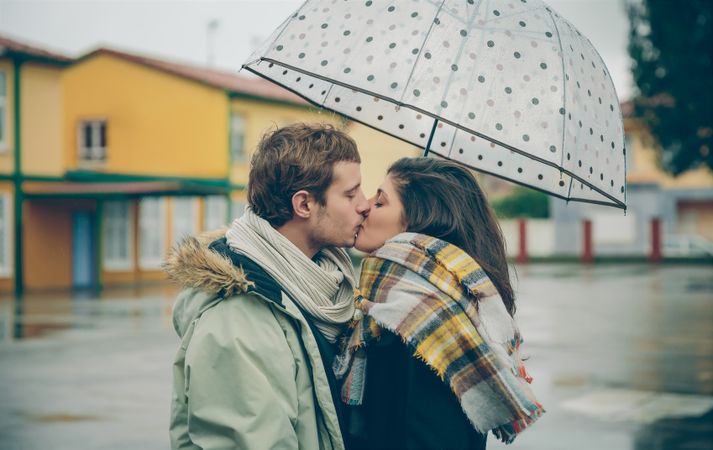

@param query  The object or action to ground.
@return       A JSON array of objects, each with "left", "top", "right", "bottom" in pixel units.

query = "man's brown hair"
[{"left": 248, "top": 123, "right": 360, "bottom": 227}]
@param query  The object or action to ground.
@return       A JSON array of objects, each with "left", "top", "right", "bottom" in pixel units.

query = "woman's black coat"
[{"left": 348, "top": 330, "right": 487, "bottom": 450}]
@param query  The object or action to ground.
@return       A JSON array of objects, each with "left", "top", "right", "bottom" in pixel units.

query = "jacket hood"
[
  {"left": 164, "top": 228, "right": 253, "bottom": 297},
  {"left": 164, "top": 229, "right": 286, "bottom": 337}
]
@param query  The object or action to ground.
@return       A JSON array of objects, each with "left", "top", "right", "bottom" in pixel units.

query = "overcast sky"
[{"left": 0, "top": 0, "right": 634, "bottom": 100}]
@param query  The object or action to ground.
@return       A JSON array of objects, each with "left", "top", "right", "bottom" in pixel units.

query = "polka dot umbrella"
[{"left": 242, "top": 0, "right": 626, "bottom": 209}]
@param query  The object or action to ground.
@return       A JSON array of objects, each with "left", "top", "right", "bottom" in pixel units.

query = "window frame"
[
  {"left": 203, "top": 195, "right": 229, "bottom": 231},
  {"left": 230, "top": 112, "right": 247, "bottom": 164},
  {"left": 77, "top": 119, "right": 108, "bottom": 165},
  {"left": 0, "top": 70, "right": 7, "bottom": 153},
  {"left": 0, "top": 193, "right": 12, "bottom": 277},
  {"left": 171, "top": 196, "right": 199, "bottom": 245},
  {"left": 138, "top": 197, "right": 167, "bottom": 270},
  {"left": 103, "top": 200, "right": 135, "bottom": 272}
]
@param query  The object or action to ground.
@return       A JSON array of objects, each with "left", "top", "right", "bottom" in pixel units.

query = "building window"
[
  {"left": 103, "top": 201, "right": 134, "bottom": 271},
  {"left": 78, "top": 120, "right": 107, "bottom": 163},
  {"left": 139, "top": 197, "right": 166, "bottom": 269},
  {"left": 203, "top": 195, "right": 228, "bottom": 231},
  {"left": 171, "top": 197, "right": 198, "bottom": 245},
  {"left": 230, "top": 113, "right": 247, "bottom": 163},
  {"left": 231, "top": 200, "right": 247, "bottom": 219},
  {"left": 0, "top": 71, "right": 7, "bottom": 152},
  {"left": 0, "top": 193, "right": 11, "bottom": 276}
]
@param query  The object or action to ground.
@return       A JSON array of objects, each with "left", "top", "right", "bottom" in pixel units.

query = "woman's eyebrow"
[{"left": 376, "top": 188, "right": 388, "bottom": 200}]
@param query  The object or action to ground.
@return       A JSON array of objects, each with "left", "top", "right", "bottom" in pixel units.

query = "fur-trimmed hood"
[
  {"left": 163, "top": 228, "right": 254, "bottom": 297},
  {"left": 164, "top": 229, "right": 284, "bottom": 338}
]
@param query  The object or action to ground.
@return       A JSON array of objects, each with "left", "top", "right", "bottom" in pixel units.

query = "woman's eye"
[{"left": 374, "top": 202, "right": 383, "bottom": 208}]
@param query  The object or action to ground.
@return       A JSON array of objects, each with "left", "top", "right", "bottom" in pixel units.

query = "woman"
[{"left": 335, "top": 157, "right": 544, "bottom": 450}]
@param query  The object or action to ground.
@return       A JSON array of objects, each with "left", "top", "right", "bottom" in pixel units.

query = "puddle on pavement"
[
  {"left": 21, "top": 412, "right": 106, "bottom": 423},
  {"left": 634, "top": 410, "right": 713, "bottom": 450},
  {"left": 0, "top": 284, "right": 178, "bottom": 341}
]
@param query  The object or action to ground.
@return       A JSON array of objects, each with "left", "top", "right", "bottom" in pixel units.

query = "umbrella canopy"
[{"left": 243, "top": 0, "right": 626, "bottom": 209}]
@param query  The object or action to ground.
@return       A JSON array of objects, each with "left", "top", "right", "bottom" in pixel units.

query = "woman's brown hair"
[{"left": 388, "top": 157, "right": 516, "bottom": 316}]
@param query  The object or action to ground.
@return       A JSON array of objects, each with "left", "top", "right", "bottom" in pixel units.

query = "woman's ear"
[{"left": 291, "top": 190, "right": 313, "bottom": 219}]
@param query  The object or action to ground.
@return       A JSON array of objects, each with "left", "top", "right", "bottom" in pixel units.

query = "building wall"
[
  {"left": 228, "top": 97, "right": 419, "bottom": 198},
  {"left": 0, "top": 58, "right": 15, "bottom": 175},
  {"left": 500, "top": 219, "right": 556, "bottom": 258},
  {"left": 22, "top": 63, "right": 64, "bottom": 176},
  {"left": 548, "top": 118, "right": 713, "bottom": 257},
  {"left": 63, "top": 54, "right": 229, "bottom": 178},
  {"left": 23, "top": 199, "right": 87, "bottom": 290},
  {"left": 347, "top": 122, "right": 420, "bottom": 196},
  {"left": 676, "top": 200, "right": 713, "bottom": 242},
  {"left": 626, "top": 120, "right": 713, "bottom": 189},
  {"left": 228, "top": 98, "right": 343, "bottom": 186},
  {"left": 551, "top": 183, "right": 662, "bottom": 256}
]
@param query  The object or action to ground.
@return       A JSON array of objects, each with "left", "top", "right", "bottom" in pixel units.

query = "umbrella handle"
[{"left": 424, "top": 119, "right": 439, "bottom": 157}]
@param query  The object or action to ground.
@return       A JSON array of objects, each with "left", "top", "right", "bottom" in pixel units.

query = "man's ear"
[{"left": 291, "top": 190, "right": 313, "bottom": 219}]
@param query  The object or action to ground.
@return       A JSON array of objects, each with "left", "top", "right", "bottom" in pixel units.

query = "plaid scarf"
[{"left": 334, "top": 233, "right": 544, "bottom": 444}]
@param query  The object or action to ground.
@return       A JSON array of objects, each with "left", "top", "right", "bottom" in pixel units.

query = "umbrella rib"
[
  {"left": 251, "top": 0, "right": 307, "bottom": 66},
  {"left": 398, "top": 0, "right": 447, "bottom": 105},
  {"left": 425, "top": 119, "right": 439, "bottom": 156},
  {"left": 482, "top": 4, "right": 543, "bottom": 25},
  {"left": 545, "top": 7, "right": 570, "bottom": 197},
  {"left": 424, "top": 0, "right": 466, "bottom": 26},
  {"left": 443, "top": 0, "right": 484, "bottom": 158}
]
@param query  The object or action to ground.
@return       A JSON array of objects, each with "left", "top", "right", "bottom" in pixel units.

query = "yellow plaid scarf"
[{"left": 334, "top": 233, "right": 544, "bottom": 443}]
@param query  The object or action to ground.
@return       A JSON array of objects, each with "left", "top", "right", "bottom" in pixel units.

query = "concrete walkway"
[{"left": 1, "top": 264, "right": 712, "bottom": 450}]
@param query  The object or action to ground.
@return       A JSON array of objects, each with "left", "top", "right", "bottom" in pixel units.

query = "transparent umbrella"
[{"left": 243, "top": 0, "right": 626, "bottom": 209}]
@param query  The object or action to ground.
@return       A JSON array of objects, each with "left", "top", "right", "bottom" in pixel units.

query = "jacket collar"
[{"left": 163, "top": 230, "right": 283, "bottom": 306}]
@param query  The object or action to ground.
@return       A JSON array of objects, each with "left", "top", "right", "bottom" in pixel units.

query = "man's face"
[{"left": 309, "top": 161, "right": 369, "bottom": 249}]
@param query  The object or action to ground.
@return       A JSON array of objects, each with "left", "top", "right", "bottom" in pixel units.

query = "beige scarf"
[{"left": 225, "top": 207, "right": 356, "bottom": 342}]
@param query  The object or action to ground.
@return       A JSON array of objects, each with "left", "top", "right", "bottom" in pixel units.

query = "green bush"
[{"left": 491, "top": 186, "right": 550, "bottom": 219}]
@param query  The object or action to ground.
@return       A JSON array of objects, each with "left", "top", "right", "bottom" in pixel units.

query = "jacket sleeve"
[{"left": 183, "top": 298, "right": 300, "bottom": 450}]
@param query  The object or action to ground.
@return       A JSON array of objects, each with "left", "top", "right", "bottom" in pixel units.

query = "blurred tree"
[
  {"left": 627, "top": 0, "right": 712, "bottom": 175},
  {"left": 492, "top": 186, "right": 550, "bottom": 219}
]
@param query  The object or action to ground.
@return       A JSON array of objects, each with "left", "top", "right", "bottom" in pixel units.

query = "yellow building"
[
  {"left": 0, "top": 38, "right": 417, "bottom": 295},
  {"left": 0, "top": 35, "right": 74, "bottom": 295}
]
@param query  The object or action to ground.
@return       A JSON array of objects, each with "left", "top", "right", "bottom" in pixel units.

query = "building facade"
[
  {"left": 0, "top": 36, "right": 418, "bottom": 295},
  {"left": 550, "top": 102, "right": 713, "bottom": 257}
]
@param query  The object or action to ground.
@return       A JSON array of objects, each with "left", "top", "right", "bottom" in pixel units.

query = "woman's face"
[{"left": 355, "top": 174, "right": 407, "bottom": 253}]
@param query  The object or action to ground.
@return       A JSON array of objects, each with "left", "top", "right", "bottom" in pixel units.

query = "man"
[{"left": 165, "top": 123, "right": 369, "bottom": 450}]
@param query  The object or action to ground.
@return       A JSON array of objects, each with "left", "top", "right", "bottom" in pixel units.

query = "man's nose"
[{"left": 357, "top": 192, "right": 370, "bottom": 216}]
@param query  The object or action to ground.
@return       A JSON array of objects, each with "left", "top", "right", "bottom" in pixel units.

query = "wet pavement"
[{"left": 1, "top": 264, "right": 712, "bottom": 450}]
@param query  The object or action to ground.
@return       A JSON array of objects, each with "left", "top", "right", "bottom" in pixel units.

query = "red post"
[
  {"left": 517, "top": 219, "right": 528, "bottom": 264},
  {"left": 650, "top": 218, "right": 662, "bottom": 263},
  {"left": 582, "top": 220, "right": 593, "bottom": 263}
]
